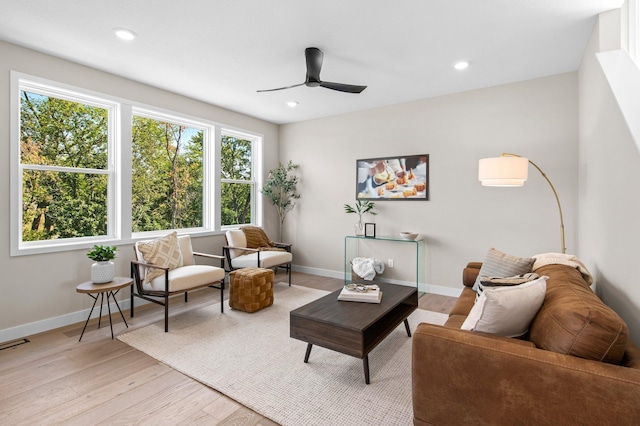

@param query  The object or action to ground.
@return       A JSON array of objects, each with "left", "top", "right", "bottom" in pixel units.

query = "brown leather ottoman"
[{"left": 229, "top": 267, "right": 274, "bottom": 313}]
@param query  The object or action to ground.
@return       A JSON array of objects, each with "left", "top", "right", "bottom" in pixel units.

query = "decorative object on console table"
[
  {"left": 87, "top": 245, "right": 117, "bottom": 284},
  {"left": 478, "top": 153, "right": 566, "bottom": 254},
  {"left": 399, "top": 231, "right": 418, "bottom": 240},
  {"left": 344, "top": 199, "right": 377, "bottom": 236},
  {"left": 364, "top": 223, "right": 376, "bottom": 238}
]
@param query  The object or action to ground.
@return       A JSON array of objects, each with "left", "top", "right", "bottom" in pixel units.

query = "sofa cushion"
[
  {"left": 529, "top": 264, "right": 629, "bottom": 365},
  {"left": 461, "top": 276, "right": 547, "bottom": 337},
  {"left": 472, "top": 248, "right": 535, "bottom": 292}
]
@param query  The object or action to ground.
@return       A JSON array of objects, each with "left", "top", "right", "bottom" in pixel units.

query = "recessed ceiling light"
[
  {"left": 114, "top": 28, "right": 136, "bottom": 41},
  {"left": 286, "top": 101, "right": 298, "bottom": 108},
  {"left": 454, "top": 61, "right": 469, "bottom": 70}
]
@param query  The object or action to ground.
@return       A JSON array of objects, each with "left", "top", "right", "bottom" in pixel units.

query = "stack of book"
[{"left": 338, "top": 285, "right": 382, "bottom": 304}]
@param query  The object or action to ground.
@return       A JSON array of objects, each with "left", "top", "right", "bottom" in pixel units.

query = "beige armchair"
[
  {"left": 223, "top": 227, "right": 293, "bottom": 286},
  {"left": 130, "top": 232, "right": 225, "bottom": 332}
]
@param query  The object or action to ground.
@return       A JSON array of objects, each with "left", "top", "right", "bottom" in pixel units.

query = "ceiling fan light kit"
[{"left": 258, "top": 47, "right": 367, "bottom": 94}]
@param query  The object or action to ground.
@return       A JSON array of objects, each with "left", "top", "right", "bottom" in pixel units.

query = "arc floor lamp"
[{"left": 478, "top": 153, "right": 566, "bottom": 254}]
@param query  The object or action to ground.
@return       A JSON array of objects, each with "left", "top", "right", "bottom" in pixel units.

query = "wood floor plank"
[
  {"left": 202, "top": 394, "right": 243, "bottom": 422},
  {"left": 136, "top": 382, "right": 224, "bottom": 425},
  {"left": 95, "top": 377, "right": 204, "bottom": 425},
  {"left": 62, "top": 369, "right": 196, "bottom": 425},
  {"left": 24, "top": 363, "right": 173, "bottom": 425},
  {"left": 218, "top": 406, "right": 264, "bottom": 426}
]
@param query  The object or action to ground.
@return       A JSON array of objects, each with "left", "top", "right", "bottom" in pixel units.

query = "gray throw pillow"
[{"left": 472, "top": 248, "right": 535, "bottom": 293}]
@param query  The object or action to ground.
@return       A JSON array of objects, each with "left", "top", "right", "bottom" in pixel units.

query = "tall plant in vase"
[
  {"left": 261, "top": 161, "right": 300, "bottom": 242},
  {"left": 344, "top": 200, "right": 377, "bottom": 235}
]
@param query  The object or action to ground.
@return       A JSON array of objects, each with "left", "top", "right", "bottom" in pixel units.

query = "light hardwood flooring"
[{"left": 0, "top": 271, "right": 456, "bottom": 425}]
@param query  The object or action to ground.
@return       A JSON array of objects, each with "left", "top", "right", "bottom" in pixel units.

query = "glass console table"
[{"left": 344, "top": 235, "right": 426, "bottom": 296}]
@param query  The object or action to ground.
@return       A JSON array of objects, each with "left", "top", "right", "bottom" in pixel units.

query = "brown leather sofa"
[{"left": 412, "top": 262, "right": 640, "bottom": 425}]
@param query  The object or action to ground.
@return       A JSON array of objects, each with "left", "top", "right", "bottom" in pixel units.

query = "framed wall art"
[{"left": 356, "top": 154, "right": 429, "bottom": 200}]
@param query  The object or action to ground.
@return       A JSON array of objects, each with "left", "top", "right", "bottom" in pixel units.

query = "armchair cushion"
[
  {"left": 137, "top": 231, "right": 183, "bottom": 282},
  {"left": 231, "top": 250, "right": 293, "bottom": 269},
  {"left": 144, "top": 264, "right": 225, "bottom": 292},
  {"left": 177, "top": 235, "right": 195, "bottom": 266},
  {"left": 226, "top": 230, "right": 248, "bottom": 258}
]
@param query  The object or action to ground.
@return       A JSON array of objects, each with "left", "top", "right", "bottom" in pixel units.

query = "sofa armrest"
[
  {"left": 462, "top": 262, "right": 481, "bottom": 287},
  {"left": 412, "top": 323, "right": 640, "bottom": 426}
]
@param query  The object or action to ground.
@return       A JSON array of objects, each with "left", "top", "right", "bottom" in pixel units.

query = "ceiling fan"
[{"left": 257, "top": 47, "right": 367, "bottom": 94}]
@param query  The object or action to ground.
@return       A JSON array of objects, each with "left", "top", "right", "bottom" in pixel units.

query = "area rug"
[{"left": 118, "top": 284, "right": 448, "bottom": 426}]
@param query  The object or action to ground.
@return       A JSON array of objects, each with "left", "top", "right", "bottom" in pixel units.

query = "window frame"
[
  {"left": 10, "top": 72, "right": 264, "bottom": 256},
  {"left": 130, "top": 107, "right": 212, "bottom": 238},
  {"left": 220, "top": 129, "right": 262, "bottom": 228},
  {"left": 629, "top": 0, "right": 640, "bottom": 67}
]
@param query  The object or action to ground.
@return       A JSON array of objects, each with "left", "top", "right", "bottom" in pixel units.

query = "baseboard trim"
[
  {"left": 1, "top": 265, "right": 462, "bottom": 343},
  {"left": 0, "top": 297, "right": 148, "bottom": 344}
]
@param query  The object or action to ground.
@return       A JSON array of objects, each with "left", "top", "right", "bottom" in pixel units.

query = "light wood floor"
[{"left": 0, "top": 272, "right": 456, "bottom": 425}]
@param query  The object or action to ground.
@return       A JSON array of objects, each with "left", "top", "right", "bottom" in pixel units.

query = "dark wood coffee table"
[{"left": 290, "top": 282, "right": 418, "bottom": 384}]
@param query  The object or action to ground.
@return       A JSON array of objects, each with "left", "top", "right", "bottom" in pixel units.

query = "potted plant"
[
  {"left": 87, "top": 245, "right": 117, "bottom": 283},
  {"left": 260, "top": 161, "right": 300, "bottom": 242},
  {"left": 344, "top": 200, "right": 377, "bottom": 235}
]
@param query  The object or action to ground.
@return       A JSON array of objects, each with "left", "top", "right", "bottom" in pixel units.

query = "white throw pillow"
[
  {"left": 461, "top": 276, "right": 548, "bottom": 337},
  {"left": 137, "top": 231, "right": 183, "bottom": 283}
]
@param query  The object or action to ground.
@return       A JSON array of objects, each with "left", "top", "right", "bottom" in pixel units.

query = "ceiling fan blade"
[
  {"left": 256, "top": 82, "right": 305, "bottom": 93},
  {"left": 305, "top": 47, "right": 323, "bottom": 82},
  {"left": 319, "top": 81, "right": 367, "bottom": 94}
]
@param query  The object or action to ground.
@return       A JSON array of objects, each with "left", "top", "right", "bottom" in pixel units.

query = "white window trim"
[
  {"left": 130, "top": 107, "right": 213, "bottom": 238},
  {"left": 630, "top": 0, "right": 640, "bottom": 66},
  {"left": 12, "top": 74, "right": 121, "bottom": 256},
  {"left": 10, "top": 71, "right": 264, "bottom": 256},
  {"left": 220, "top": 128, "right": 263, "bottom": 228}
]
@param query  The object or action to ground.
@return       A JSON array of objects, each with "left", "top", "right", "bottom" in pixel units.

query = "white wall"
[
  {"left": 579, "top": 10, "right": 640, "bottom": 344},
  {"left": 280, "top": 73, "right": 579, "bottom": 294},
  {"left": 0, "top": 41, "right": 280, "bottom": 341}
]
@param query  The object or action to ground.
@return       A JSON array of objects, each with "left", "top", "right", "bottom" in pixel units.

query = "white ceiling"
[{"left": 0, "top": 0, "right": 624, "bottom": 125}]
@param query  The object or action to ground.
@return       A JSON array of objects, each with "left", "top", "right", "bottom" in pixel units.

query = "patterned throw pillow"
[
  {"left": 472, "top": 248, "right": 535, "bottom": 292},
  {"left": 138, "top": 231, "right": 183, "bottom": 283}
]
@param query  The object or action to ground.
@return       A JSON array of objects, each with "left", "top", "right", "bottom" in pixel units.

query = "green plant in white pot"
[
  {"left": 87, "top": 245, "right": 117, "bottom": 283},
  {"left": 344, "top": 200, "right": 377, "bottom": 235}
]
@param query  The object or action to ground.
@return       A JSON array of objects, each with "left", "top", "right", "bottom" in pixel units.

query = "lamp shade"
[{"left": 478, "top": 156, "right": 529, "bottom": 186}]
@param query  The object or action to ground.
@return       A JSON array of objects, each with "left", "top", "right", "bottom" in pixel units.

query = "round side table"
[{"left": 76, "top": 277, "right": 132, "bottom": 341}]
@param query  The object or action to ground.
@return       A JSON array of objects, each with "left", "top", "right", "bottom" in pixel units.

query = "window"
[
  {"left": 220, "top": 131, "right": 258, "bottom": 226},
  {"left": 17, "top": 83, "right": 116, "bottom": 246},
  {"left": 11, "top": 73, "right": 263, "bottom": 255},
  {"left": 131, "top": 111, "right": 207, "bottom": 233}
]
